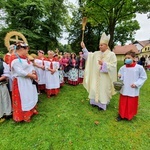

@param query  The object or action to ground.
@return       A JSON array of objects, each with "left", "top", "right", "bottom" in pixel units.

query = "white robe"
[
  {"left": 11, "top": 59, "right": 38, "bottom": 111},
  {"left": 83, "top": 48, "right": 117, "bottom": 105},
  {"left": 44, "top": 60, "right": 60, "bottom": 89},
  {"left": 0, "top": 62, "right": 12, "bottom": 118},
  {"left": 34, "top": 58, "right": 46, "bottom": 85},
  {"left": 118, "top": 64, "right": 147, "bottom": 96}
]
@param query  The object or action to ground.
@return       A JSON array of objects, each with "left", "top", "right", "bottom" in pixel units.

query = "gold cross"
[{"left": 10, "top": 35, "right": 23, "bottom": 43}]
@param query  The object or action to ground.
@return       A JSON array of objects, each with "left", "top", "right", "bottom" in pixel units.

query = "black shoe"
[
  {"left": 116, "top": 115, "right": 122, "bottom": 121},
  {"left": 4, "top": 114, "right": 12, "bottom": 119},
  {"left": 91, "top": 104, "right": 97, "bottom": 107},
  {"left": 98, "top": 107, "right": 104, "bottom": 111}
]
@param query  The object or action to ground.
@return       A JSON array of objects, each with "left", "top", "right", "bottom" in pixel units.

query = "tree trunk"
[{"left": 108, "top": 19, "right": 116, "bottom": 51}]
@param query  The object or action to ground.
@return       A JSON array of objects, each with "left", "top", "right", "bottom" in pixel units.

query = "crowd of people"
[
  {"left": 135, "top": 55, "right": 150, "bottom": 70},
  {"left": 0, "top": 32, "right": 148, "bottom": 123},
  {"left": 0, "top": 41, "right": 85, "bottom": 123}
]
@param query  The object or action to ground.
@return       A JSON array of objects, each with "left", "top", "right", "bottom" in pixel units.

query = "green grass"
[{"left": 0, "top": 62, "right": 150, "bottom": 150}]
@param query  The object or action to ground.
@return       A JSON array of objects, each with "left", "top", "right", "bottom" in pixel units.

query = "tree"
[
  {"left": 114, "top": 20, "right": 140, "bottom": 45},
  {"left": 0, "top": 0, "right": 69, "bottom": 53},
  {"left": 77, "top": 0, "right": 150, "bottom": 49}
]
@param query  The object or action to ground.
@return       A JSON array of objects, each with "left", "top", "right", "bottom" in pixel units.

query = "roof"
[
  {"left": 133, "top": 40, "right": 150, "bottom": 47},
  {"left": 113, "top": 44, "right": 139, "bottom": 55},
  {"left": 145, "top": 43, "right": 150, "bottom": 47}
]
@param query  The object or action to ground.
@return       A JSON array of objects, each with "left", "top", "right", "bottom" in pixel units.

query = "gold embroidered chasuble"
[{"left": 83, "top": 49, "right": 117, "bottom": 104}]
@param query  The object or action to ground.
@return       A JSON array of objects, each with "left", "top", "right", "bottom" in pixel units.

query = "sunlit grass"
[{"left": 0, "top": 62, "right": 149, "bottom": 150}]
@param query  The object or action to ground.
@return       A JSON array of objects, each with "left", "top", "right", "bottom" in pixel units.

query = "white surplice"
[
  {"left": 44, "top": 60, "right": 60, "bottom": 89},
  {"left": 118, "top": 64, "right": 147, "bottom": 96},
  {"left": 34, "top": 58, "right": 46, "bottom": 85},
  {"left": 0, "top": 62, "right": 12, "bottom": 118}
]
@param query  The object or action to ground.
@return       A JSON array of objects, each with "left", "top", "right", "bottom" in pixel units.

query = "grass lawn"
[{"left": 0, "top": 62, "right": 150, "bottom": 150}]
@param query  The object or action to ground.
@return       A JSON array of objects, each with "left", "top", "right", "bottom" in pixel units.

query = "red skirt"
[
  {"left": 68, "top": 80, "right": 79, "bottom": 85},
  {"left": 119, "top": 94, "right": 138, "bottom": 120},
  {"left": 64, "top": 77, "right": 68, "bottom": 83},
  {"left": 60, "top": 83, "right": 64, "bottom": 87},
  {"left": 12, "top": 78, "right": 38, "bottom": 122},
  {"left": 38, "top": 84, "right": 45, "bottom": 91},
  {"left": 46, "top": 88, "right": 60, "bottom": 97},
  {"left": 78, "top": 78, "right": 83, "bottom": 84}
]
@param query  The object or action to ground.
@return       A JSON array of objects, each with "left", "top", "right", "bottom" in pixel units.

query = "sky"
[
  {"left": 135, "top": 13, "right": 150, "bottom": 41},
  {"left": 60, "top": 0, "right": 150, "bottom": 44}
]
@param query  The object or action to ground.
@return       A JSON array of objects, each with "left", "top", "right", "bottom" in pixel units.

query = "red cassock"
[{"left": 119, "top": 94, "right": 138, "bottom": 120}]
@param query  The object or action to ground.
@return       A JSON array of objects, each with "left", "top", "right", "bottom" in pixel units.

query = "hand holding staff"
[{"left": 81, "top": 17, "right": 87, "bottom": 42}]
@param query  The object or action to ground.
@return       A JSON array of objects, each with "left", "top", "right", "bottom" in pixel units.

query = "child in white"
[{"left": 116, "top": 50, "right": 147, "bottom": 121}]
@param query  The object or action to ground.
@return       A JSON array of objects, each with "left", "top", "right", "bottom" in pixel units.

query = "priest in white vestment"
[{"left": 81, "top": 33, "right": 117, "bottom": 110}]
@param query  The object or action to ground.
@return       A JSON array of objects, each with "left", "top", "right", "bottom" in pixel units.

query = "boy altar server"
[{"left": 116, "top": 50, "right": 147, "bottom": 121}]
